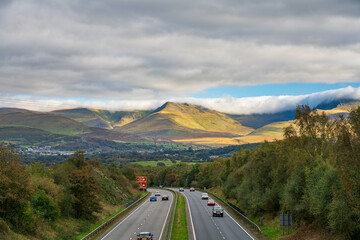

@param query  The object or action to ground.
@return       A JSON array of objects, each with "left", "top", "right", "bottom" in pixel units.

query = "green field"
[
  {"left": 113, "top": 140, "right": 190, "bottom": 149},
  {"left": 129, "top": 160, "right": 202, "bottom": 167}
]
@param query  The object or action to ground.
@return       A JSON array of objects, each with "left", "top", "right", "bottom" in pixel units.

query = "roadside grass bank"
[
  {"left": 75, "top": 207, "right": 126, "bottom": 239},
  {"left": 203, "top": 189, "right": 265, "bottom": 240},
  {"left": 171, "top": 192, "right": 188, "bottom": 240},
  {"left": 77, "top": 191, "right": 149, "bottom": 240},
  {"left": 205, "top": 188, "right": 343, "bottom": 240}
]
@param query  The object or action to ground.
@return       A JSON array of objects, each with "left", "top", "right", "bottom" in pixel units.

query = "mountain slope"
[
  {"left": 231, "top": 110, "right": 295, "bottom": 129},
  {"left": 0, "top": 111, "right": 92, "bottom": 135},
  {"left": 0, "top": 126, "right": 78, "bottom": 145},
  {"left": 0, "top": 107, "right": 31, "bottom": 114},
  {"left": 119, "top": 102, "right": 254, "bottom": 140},
  {"left": 51, "top": 108, "right": 150, "bottom": 129}
]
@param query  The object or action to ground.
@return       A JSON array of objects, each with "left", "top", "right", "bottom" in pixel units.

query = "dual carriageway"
[{"left": 98, "top": 188, "right": 256, "bottom": 240}]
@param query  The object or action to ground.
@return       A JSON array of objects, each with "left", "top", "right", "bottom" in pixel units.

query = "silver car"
[{"left": 201, "top": 193, "right": 209, "bottom": 200}]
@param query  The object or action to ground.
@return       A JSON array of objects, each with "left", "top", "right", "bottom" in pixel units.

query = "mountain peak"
[{"left": 152, "top": 101, "right": 180, "bottom": 113}]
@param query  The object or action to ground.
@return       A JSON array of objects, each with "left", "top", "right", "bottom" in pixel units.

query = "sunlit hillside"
[
  {"left": 0, "top": 111, "right": 91, "bottom": 135},
  {"left": 119, "top": 102, "right": 254, "bottom": 140},
  {"left": 51, "top": 108, "right": 150, "bottom": 129}
]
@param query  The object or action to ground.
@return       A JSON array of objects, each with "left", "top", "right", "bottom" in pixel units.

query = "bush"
[
  {"left": 32, "top": 190, "right": 60, "bottom": 221},
  {"left": 0, "top": 218, "right": 10, "bottom": 234}
]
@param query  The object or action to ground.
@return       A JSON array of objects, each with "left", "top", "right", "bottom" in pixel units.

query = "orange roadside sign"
[{"left": 136, "top": 176, "right": 147, "bottom": 182}]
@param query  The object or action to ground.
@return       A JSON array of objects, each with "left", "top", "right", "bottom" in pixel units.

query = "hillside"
[
  {"left": 51, "top": 108, "right": 150, "bottom": 129},
  {"left": 0, "top": 107, "right": 30, "bottom": 114},
  {"left": 0, "top": 111, "right": 92, "bottom": 135},
  {"left": 231, "top": 110, "right": 295, "bottom": 129},
  {"left": 0, "top": 147, "right": 142, "bottom": 239},
  {"left": 174, "top": 121, "right": 291, "bottom": 146},
  {"left": 0, "top": 111, "right": 145, "bottom": 149},
  {"left": 1, "top": 98, "right": 359, "bottom": 148},
  {"left": 119, "top": 102, "right": 254, "bottom": 140},
  {"left": 0, "top": 126, "right": 78, "bottom": 145}
]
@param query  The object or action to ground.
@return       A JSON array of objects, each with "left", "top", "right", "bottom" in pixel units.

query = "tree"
[
  {"left": 32, "top": 190, "right": 60, "bottom": 221},
  {"left": 0, "top": 144, "right": 33, "bottom": 228},
  {"left": 157, "top": 162, "right": 166, "bottom": 167},
  {"left": 69, "top": 167, "right": 101, "bottom": 220},
  {"left": 68, "top": 151, "right": 87, "bottom": 169}
]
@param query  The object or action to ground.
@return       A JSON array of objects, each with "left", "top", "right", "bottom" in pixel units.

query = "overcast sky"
[{"left": 0, "top": 0, "right": 360, "bottom": 113}]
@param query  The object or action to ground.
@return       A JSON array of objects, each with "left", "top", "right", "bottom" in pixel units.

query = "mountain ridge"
[
  {"left": 1, "top": 97, "right": 359, "bottom": 147},
  {"left": 118, "top": 102, "right": 254, "bottom": 140}
]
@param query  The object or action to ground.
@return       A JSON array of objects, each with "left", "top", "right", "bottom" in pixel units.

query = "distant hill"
[
  {"left": 0, "top": 111, "right": 143, "bottom": 143},
  {"left": 119, "top": 102, "right": 254, "bottom": 140},
  {"left": 51, "top": 108, "right": 150, "bottom": 129},
  {"left": 0, "top": 107, "right": 30, "bottom": 114},
  {"left": 0, "top": 111, "right": 92, "bottom": 135},
  {"left": 315, "top": 99, "right": 360, "bottom": 119},
  {"left": 231, "top": 110, "right": 295, "bottom": 129},
  {"left": 0, "top": 126, "right": 77, "bottom": 145},
  {"left": 1, "top": 98, "right": 360, "bottom": 148}
]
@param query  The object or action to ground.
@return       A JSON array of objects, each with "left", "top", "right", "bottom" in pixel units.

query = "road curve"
[
  {"left": 99, "top": 189, "right": 174, "bottom": 240},
  {"left": 176, "top": 188, "right": 256, "bottom": 240}
]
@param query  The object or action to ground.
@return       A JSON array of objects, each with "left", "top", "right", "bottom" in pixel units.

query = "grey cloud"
[{"left": 0, "top": 0, "right": 360, "bottom": 101}]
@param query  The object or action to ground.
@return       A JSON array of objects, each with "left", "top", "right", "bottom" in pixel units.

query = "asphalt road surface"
[
  {"left": 175, "top": 188, "right": 256, "bottom": 240},
  {"left": 99, "top": 189, "right": 173, "bottom": 240}
]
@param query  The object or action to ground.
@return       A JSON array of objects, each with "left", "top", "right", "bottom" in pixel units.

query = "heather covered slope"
[
  {"left": 119, "top": 102, "right": 254, "bottom": 140},
  {"left": 51, "top": 108, "right": 150, "bottom": 129},
  {"left": 2, "top": 99, "right": 360, "bottom": 147},
  {"left": 0, "top": 126, "right": 78, "bottom": 145},
  {"left": 0, "top": 107, "right": 31, "bottom": 114},
  {"left": 0, "top": 111, "right": 144, "bottom": 147},
  {"left": 231, "top": 110, "right": 295, "bottom": 129},
  {"left": 0, "top": 111, "right": 92, "bottom": 135}
]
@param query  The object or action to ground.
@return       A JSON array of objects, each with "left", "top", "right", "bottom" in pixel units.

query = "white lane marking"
[
  {"left": 182, "top": 191, "right": 197, "bottom": 240},
  {"left": 224, "top": 209, "right": 256, "bottom": 240},
  {"left": 207, "top": 195, "right": 255, "bottom": 239},
  {"left": 198, "top": 196, "right": 226, "bottom": 239},
  {"left": 158, "top": 190, "right": 174, "bottom": 240},
  {"left": 100, "top": 192, "right": 151, "bottom": 240}
]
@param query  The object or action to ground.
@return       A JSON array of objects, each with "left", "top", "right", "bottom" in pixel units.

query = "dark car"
[
  {"left": 162, "top": 195, "right": 169, "bottom": 200},
  {"left": 137, "top": 231, "right": 153, "bottom": 240},
  {"left": 150, "top": 197, "right": 157, "bottom": 201},
  {"left": 212, "top": 205, "right": 224, "bottom": 217}
]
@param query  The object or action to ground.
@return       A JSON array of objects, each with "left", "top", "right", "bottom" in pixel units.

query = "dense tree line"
[
  {"left": 135, "top": 105, "right": 360, "bottom": 238},
  {"left": 0, "top": 147, "right": 140, "bottom": 238}
]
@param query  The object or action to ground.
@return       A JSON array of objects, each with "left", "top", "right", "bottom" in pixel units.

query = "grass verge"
[
  {"left": 171, "top": 192, "right": 188, "bottom": 240},
  {"left": 76, "top": 191, "right": 148, "bottom": 239},
  {"left": 75, "top": 207, "right": 125, "bottom": 240},
  {"left": 204, "top": 190, "right": 265, "bottom": 239}
]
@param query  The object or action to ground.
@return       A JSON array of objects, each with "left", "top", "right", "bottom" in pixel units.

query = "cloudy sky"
[{"left": 0, "top": 0, "right": 360, "bottom": 114}]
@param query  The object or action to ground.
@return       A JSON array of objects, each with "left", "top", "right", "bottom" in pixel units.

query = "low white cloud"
[
  {"left": 1, "top": 87, "right": 359, "bottom": 115},
  {"left": 187, "top": 86, "right": 360, "bottom": 114}
]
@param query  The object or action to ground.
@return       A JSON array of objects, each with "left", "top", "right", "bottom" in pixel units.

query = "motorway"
[
  {"left": 99, "top": 189, "right": 173, "bottom": 240},
  {"left": 176, "top": 188, "right": 256, "bottom": 240}
]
